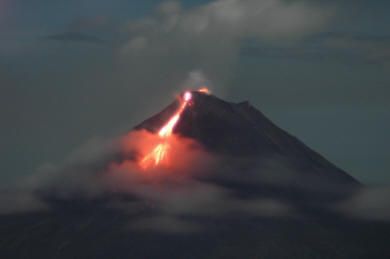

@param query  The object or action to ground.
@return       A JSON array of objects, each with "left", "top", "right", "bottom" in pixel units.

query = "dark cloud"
[
  {"left": 335, "top": 186, "right": 390, "bottom": 222},
  {"left": 321, "top": 33, "right": 390, "bottom": 63},
  {"left": 0, "top": 190, "right": 47, "bottom": 215},
  {"left": 240, "top": 32, "right": 390, "bottom": 64},
  {"left": 46, "top": 32, "right": 104, "bottom": 44},
  {"left": 67, "top": 16, "right": 111, "bottom": 32}
]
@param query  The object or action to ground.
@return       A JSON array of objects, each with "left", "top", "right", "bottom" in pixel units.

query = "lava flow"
[{"left": 140, "top": 90, "right": 203, "bottom": 170}]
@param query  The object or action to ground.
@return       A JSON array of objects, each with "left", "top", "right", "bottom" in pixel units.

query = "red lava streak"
[
  {"left": 139, "top": 88, "right": 210, "bottom": 170},
  {"left": 139, "top": 91, "right": 190, "bottom": 169}
]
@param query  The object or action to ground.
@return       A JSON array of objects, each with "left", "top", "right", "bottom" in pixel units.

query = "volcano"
[
  {"left": 135, "top": 90, "right": 359, "bottom": 190},
  {"left": 3, "top": 90, "right": 390, "bottom": 259}
]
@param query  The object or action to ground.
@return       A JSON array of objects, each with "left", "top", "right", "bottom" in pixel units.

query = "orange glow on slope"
[
  {"left": 140, "top": 143, "right": 170, "bottom": 168},
  {"left": 140, "top": 91, "right": 192, "bottom": 169},
  {"left": 198, "top": 87, "right": 210, "bottom": 94}
]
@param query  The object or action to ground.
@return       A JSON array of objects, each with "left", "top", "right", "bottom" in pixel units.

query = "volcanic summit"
[
  {"left": 3, "top": 89, "right": 390, "bottom": 259},
  {"left": 135, "top": 89, "right": 359, "bottom": 190}
]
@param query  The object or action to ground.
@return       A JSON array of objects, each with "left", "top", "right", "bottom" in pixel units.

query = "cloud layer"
[
  {"left": 1, "top": 128, "right": 388, "bottom": 233},
  {"left": 118, "top": 0, "right": 333, "bottom": 95},
  {"left": 0, "top": 130, "right": 294, "bottom": 232},
  {"left": 336, "top": 187, "right": 390, "bottom": 222}
]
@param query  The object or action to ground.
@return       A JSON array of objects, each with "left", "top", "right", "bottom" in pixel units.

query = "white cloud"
[
  {"left": 117, "top": 0, "right": 333, "bottom": 96},
  {"left": 125, "top": 0, "right": 332, "bottom": 42}
]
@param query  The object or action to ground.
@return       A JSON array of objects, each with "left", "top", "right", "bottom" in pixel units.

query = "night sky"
[{"left": 1, "top": 0, "right": 389, "bottom": 185}]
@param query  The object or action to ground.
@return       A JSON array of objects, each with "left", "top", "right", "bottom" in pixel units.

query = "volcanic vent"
[{"left": 134, "top": 89, "right": 359, "bottom": 188}]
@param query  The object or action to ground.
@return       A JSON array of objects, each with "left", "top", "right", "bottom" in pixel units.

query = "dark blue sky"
[{"left": 1, "top": 0, "right": 389, "bottom": 185}]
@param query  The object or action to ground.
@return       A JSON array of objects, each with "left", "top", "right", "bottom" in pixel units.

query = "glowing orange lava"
[
  {"left": 139, "top": 88, "right": 210, "bottom": 170},
  {"left": 140, "top": 91, "right": 192, "bottom": 169},
  {"left": 198, "top": 87, "right": 210, "bottom": 94}
]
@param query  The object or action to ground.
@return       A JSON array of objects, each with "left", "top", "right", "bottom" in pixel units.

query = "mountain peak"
[{"left": 135, "top": 91, "right": 360, "bottom": 187}]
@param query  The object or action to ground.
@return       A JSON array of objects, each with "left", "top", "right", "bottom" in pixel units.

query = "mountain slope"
[
  {"left": 2, "top": 91, "right": 390, "bottom": 259},
  {"left": 135, "top": 91, "right": 359, "bottom": 188}
]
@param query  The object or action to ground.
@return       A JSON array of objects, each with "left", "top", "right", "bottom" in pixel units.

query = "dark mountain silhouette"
[
  {"left": 2, "top": 91, "right": 389, "bottom": 259},
  {"left": 136, "top": 91, "right": 359, "bottom": 189}
]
